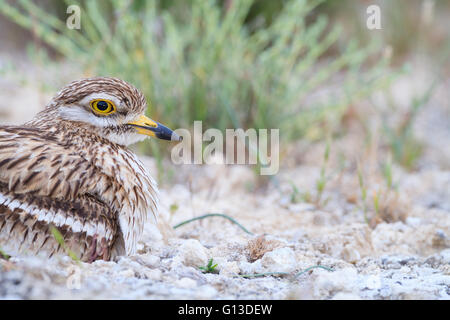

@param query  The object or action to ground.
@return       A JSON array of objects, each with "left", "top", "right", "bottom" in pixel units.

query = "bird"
[{"left": 0, "top": 77, "right": 181, "bottom": 262}]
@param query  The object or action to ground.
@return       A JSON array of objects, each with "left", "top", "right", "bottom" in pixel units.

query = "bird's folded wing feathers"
[
  {"left": 0, "top": 127, "right": 95, "bottom": 199},
  {"left": 0, "top": 127, "right": 123, "bottom": 260},
  {"left": 0, "top": 187, "right": 119, "bottom": 261}
]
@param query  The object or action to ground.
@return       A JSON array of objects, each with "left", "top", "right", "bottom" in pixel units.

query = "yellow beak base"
[{"left": 127, "top": 115, "right": 181, "bottom": 141}]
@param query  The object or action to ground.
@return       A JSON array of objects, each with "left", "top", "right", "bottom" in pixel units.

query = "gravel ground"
[
  {"left": 0, "top": 56, "right": 449, "bottom": 300},
  {"left": 0, "top": 157, "right": 449, "bottom": 300}
]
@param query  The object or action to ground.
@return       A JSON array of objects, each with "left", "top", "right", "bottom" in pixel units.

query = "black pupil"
[{"left": 97, "top": 101, "right": 109, "bottom": 111}]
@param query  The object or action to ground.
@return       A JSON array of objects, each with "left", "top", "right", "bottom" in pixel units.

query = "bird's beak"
[{"left": 127, "top": 115, "right": 182, "bottom": 141}]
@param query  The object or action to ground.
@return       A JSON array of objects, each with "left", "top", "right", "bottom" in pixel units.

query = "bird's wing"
[
  {"left": 0, "top": 126, "right": 121, "bottom": 261},
  {"left": 0, "top": 186, "right": 120, "bottom": 261},
  {"left": 0, "top": 127, "right": 94, "bottom": 199}
]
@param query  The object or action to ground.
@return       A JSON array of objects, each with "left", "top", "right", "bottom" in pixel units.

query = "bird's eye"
[{"left": 90, "top": 99, "right": 116, "bottom": 115}]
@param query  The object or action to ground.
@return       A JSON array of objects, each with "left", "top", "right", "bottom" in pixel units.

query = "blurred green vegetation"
[
  {"left": 0, "top": 0, "right": 392, "bottom": 128},
  {"left": 319, "top": 0, "right": 450, "bottom": 63},
  {"left": 0, "top": 0, "right": 397, "bottom": 173},
  {"left": 381, "top": 78, "right": 438, "bottom": 170}
]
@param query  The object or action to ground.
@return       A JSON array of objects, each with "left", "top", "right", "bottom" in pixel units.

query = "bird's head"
[{"left": 43, "top": 77, "right": 181, "bottom": 146}]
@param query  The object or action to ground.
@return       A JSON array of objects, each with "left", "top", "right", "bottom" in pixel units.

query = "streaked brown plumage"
[{"left": 0, "top": 77, "right": 179, "bottom": 262}]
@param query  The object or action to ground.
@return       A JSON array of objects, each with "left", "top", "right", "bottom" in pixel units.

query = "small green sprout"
[
  {"left": 382, "top": 155, "right": 394, "bottom": 190},
  {"left": 199, "top": 258, "right": 219, "bottom": 274},
  {"left": 357, "top": 163, "right": 369, "bottom": 224},
  {"left": 373, "top": 190, "right": 380, "bottom": 218},
  {"left": 0, "top": 248, "right": 10, "bottom": 260},
  {"left": 50, "top": 226, "right": 80, "bottom": 262},
  {"left": 169, "top": 203, "right": 179, "bottom": 215},
  {"left": 290, "top": 182, "right": 301, "bottom": 203},
  {"left": 315, "top": 139, "right": 331, "bottom": 205},
  {"left": 290, "top": 181, "right": 312, "bottom": 204}
]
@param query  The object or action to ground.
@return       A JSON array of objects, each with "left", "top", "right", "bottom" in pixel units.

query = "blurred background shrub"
[
  {"left": 0, "top": 0, "right": 392, "bottom": 139},
  {"left": 1, "top": 0, "right": 448, "bottom": 174}
]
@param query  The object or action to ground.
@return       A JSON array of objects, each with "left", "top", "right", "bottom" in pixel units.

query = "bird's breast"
[{"left": 86, "top": 144, "right": 159, "bottom": 255}]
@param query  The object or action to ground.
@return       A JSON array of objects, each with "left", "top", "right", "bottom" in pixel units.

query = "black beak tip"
[{"left": 154, "top": 124, "right": 182, "bottom": 142}]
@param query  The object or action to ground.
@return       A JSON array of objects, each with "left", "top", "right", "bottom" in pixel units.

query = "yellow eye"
[{"left": 90, "top": 99, "right": 116, "bottom": 115}]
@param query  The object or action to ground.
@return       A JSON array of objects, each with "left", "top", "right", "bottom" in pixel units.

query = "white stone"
[
  {"left": 313, "top": 268, "right": 358, "bottom": 298},
  {"left": 144, "top": 268, "right": 163, "bottom": 281},
  {"left": 194, "top": 285, "right": 218, "bottom": 299},
  {"left": 440, "top": 249, "right": 450, "bottom": 264},
  {"left": 332, "top": 292, "right": 362, "bottom": 300},
  {"left": 219, "top": 261, "right": 240, "bottom": 276},
  {"left": 177, "top": 239, "right": 209, "bottom": 268},
  {"left": 136, "top": 254, "right": 161, "bottom": 268},
  {"left": 118, "top": 268, "right": 135, "bottom": 278},
  {"left": 341, "top": 245, "right": 361, "bottom": 264},
  {"left": 239, "top": 260, "right": 264, "bottom": 275},
  {"left": 406, "top": 217, "right": 421, "bottom": 227},
  {"left": 364, "top": 274, "right": 382, "bottom": 290},
  {"left": 176, "top": 277, "right": 197, "bottom": 289},
  {"left": 261, "top": 247, "right": 297, "bottom": 273}
]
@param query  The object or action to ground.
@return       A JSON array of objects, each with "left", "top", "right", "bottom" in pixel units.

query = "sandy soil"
[{"left": 0, "top": 56, "right": 449, "bottom": 300}]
